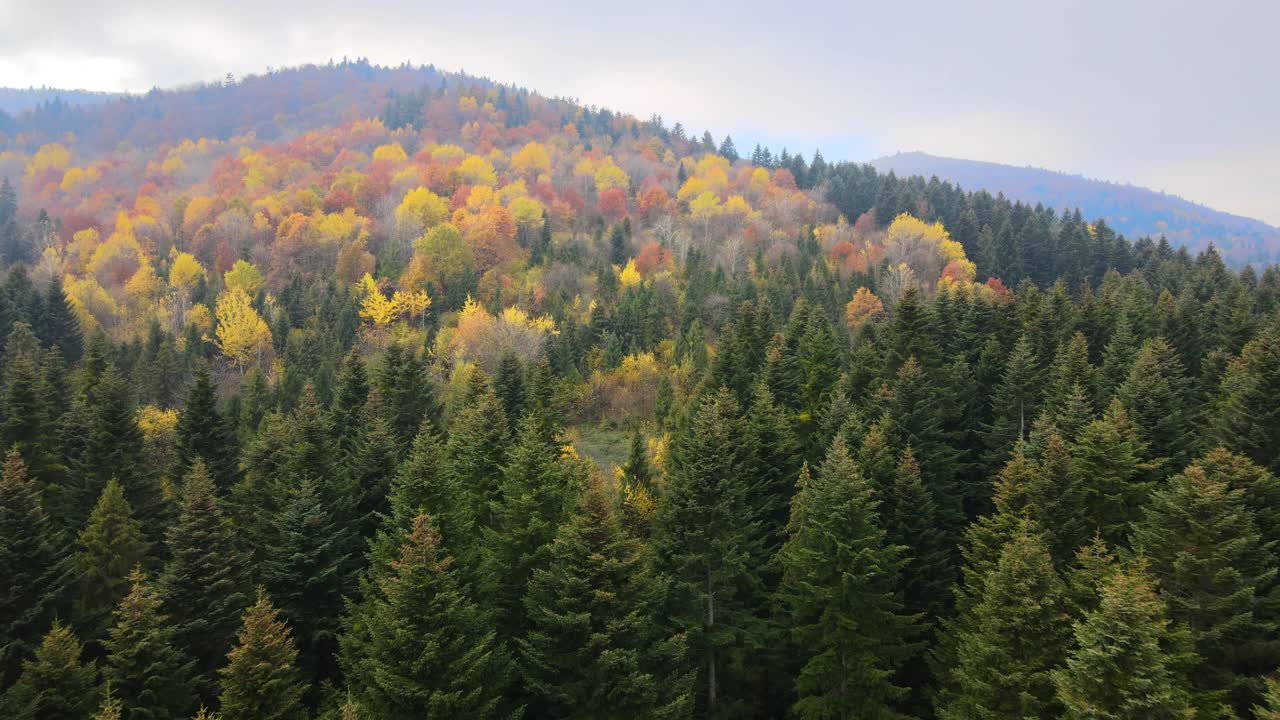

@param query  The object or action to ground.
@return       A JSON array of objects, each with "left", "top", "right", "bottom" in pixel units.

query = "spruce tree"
[
  {"left": 217, "top": 590, "right": 307, "bottom": 720},
  {"left": 341, "top": 514, "right": 509, "bottom": 719},
  {"left": 366, "top": 420, "right": 448, "bottom": 570},
  {"left": 158, "top": 461, "right": 250, "bottom": 685},
  {"left": 885, "top": 447, "right": 953, "bottom": 621},
  {"left": 1133, "top": 462, "right": 1279, "bottom": 715},
  {"left": 1052, "top": 561, "right": 1193, "bottom": 719},
  {"left": 938, "top": 524, "right": 1071, "bottom": 720},
  {"left": 339, "top": 410, "right": 400, "bottom": 542},
  {"left": 1, "top": 323, "right": 56, "bottom": 481},
  {"left": 440, "top": 377, "right": 509, "bottom": 561},
  {"left": 777, "top": 436, "right": 917, "bottom": 719},
  {"left": 175, "top": 367, "right": 239, "bottom": 492},
  {"left": 75, "top": 478, "right": 150, "bottom": 638},
  {"left": 102, "top": 569, "right": 196, "bottom": 720},
  {"left": 745, "top": 381, "right": 802, "bottom": 554},
  {"left": 519, "top": 476, "right": 691, "bottom": 719},
  {"left": 0, "top": 448, "right": 70, "bottom": 686},
  {"left": 984, "top": 335, "right": 1041, "bottom": 465},
  {"left": 493, "top": 352, "right": 527, "bottom": 432},
  {"left": 0, "top": 621, "right": 97, "bottom": 720},
  {"left": 651, "top": 388, "right": 766, "bottom": 718}
]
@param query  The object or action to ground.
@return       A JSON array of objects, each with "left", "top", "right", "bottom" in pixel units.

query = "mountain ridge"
[{"left": 870, "top": 150, "right": 1280, "bottom": 265}]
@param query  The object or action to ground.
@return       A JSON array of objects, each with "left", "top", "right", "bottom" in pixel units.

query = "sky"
[{"left": 1, "top": 0, "right": 1277, "bottom": 225}]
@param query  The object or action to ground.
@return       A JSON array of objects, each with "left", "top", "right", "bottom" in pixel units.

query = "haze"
[{"left": 1, "top": 0, "right": 1275, "bottom": 224}]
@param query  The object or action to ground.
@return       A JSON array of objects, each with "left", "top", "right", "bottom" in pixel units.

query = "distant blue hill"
[
  {"left": 0, "top": 87, "right": 124, "bottom": 115},
  {"left": 871, "top": 151, "right": 1280, "bottom": 267}
]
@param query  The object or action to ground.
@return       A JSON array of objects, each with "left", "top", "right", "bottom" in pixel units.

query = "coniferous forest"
[{"left": 2, "top": 62, "right": 1280, "bottom": 718}]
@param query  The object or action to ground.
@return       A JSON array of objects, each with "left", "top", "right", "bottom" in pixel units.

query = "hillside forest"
[{"left": 2, "top": 60, "right": 1280, "bottom": 719}]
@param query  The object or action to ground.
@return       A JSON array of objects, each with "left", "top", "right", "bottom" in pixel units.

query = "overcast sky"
[{"left": 1, "top": 0, "right": 1276, "bottom": 224}]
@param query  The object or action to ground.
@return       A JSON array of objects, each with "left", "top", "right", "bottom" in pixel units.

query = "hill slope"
[{"left": 871, "top": 151, "right": 1280, "bottom": 266}]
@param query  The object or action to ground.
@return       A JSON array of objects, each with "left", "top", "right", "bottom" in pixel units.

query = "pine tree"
[
  {"left": 0, "top": 448, "right": 70, "bottom": 686},
  {"left": 493, "top": 352, "right": 527, "bottom": 432},
  {"left": 0, "top": 621, "right": 98, "bottom": 720},
  {"left": 519, "top": 476, "right": 691, "bottom": 719},
  {"left": 339, "top": 409, "right": 400, "bottom": 542},
  {"left": 258, "top": 479, "right": 352, "bottom": 689},
  {"left": 619, "top": 429, "right": 653, "bottom": 492},
  {"left": 93, "top": 687, "right": 123, "bottom": 720},
  {"left": 367, "top": 420, "right": 449, "bottom": 569},
  {"left": 175, "top": 367, "right": 239, "bottom": 492},
  {"left": 1041, "top": 331, "right": 1096, "bottom": 418},
  {"left": 1133, "top": 462, "right": 1279, "bottom": 715},
  {"left": 1, "top": 323, "right": 56, "bottom": 480},
  {"left": 777, "top": 436, "right": 917, "bottom": 719},
  {"left": 102, "top": 569, "right": 197, "bottom": 720},
  {"left": 651, "top": 388, "right": 766, "bottom": 718},
  {"left": 217, "top": 590, "right": 307, "bottom": 720},
  {"left": 1256, "top": 676, "right": 1280, "bottom": 720},
  {"left": 158, "top": 461, "right": 250, "bottom": 685},
  {"left": 938, "top": 524, "right": 1071, "bottom": 720},
  {"left": 75, "top": 478, "right": 150, "bottom": 637},
  {"left": 1099, "top": 313, "right": 1139, "bottom": 400},
  {"left": 341, "top": 514, "right": 509, "bottom": 719},
  {"left": 1051, "top": 560, "right": 1193, "bottom": 719}
]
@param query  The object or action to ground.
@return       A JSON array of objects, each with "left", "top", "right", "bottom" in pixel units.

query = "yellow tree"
[
  {"left": 215, "top": 288, "right": 272, "bottom": 372},
  {"left": 223, "top": 260, "right": 264, "bottom": 296},
  {"left": 511, "top": 142, "right": 551, "bottom": 176}
]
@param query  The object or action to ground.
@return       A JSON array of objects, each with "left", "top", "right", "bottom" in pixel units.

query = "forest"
[{"left": 1, "top": 60, "right": 1280, "bottom": 719}]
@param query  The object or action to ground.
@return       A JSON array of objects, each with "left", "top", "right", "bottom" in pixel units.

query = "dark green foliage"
[
  {"left": 38, "top": 275, "right": 82, "bottom": 363},
  {"left": 0, "top": 448, "right": 70, "bottom": 686},
  {"left": 984, "top": 334, "right": 1040, "bottom": 464},
  {"left": 217, "top": 590, "right": 307, "bottom": 720},
  {"left": 1132, "top": 461, "right": 1279, "bottom": 715},
  {"left": 1215, "top": 321, "right": 1280, "bottom": 472},
  {"left": 258, "top": 479, "right": 352, "bottom": 688},
  {"left": 651, "top": 388, "right": 765, "bottom": 718},
  {"left": 440, "top": 376, "right": 509, "bottom": 561},
  {"left": 0, "top": 621, "right": 97, "bottom": 720},
  {"left": 329, "top": 350, "right": 369, "bottom": 457},
  {"left": 81, "top": 366, "right": 164, "bottom": 536},
  {"left": 1116, "top": 336, "right": 1192, "bottom": 471},
  {"left": 175, "top": 367, "right": 239, "bottom": 492},
  {"left": 341, "top": 514, "right": 510, "bottom": 719},
  {"left": 102, "top": 569, "right": 196, "bottom": 720},
  {"left": 1071, "top": 399, "right": 1150, "bottom": 546},
  {"left": 519, "top": 477, "right": 691, "bottom": 719},
  {"left": 158, "top": 462, "right": 250, "bottom": 685},
  {"left": 777, "top": 437, "right": 917, "bottom": 719}
]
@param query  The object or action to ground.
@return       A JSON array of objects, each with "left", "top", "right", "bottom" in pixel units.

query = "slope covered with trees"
[{"left": 1, "top": 61, "right": 1280, "bottom": 718}]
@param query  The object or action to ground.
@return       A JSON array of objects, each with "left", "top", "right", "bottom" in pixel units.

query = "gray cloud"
[{"left": 1, "top": 0, "right": 1276, "bottom": 223}]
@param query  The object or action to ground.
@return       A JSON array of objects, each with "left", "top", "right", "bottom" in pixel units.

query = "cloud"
[{"left": 1, "top": 0, "right": 1276, "bottom": 224}]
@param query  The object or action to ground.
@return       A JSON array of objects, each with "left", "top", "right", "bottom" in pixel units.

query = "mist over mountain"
[{"left": 872, "top": 151, "right": 1280, "bottom": 266}]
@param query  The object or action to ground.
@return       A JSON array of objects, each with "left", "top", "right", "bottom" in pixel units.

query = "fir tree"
[
  {"left": 519, "top": 476, "right": 691, "bottom": 719},
  {"left": 102, "top": 569, "right": 197, "bottom": 720},
  {"left": 217, "top": 590, "right": 307, "bottom": 720},
  {"left": 175, "top": 367, "right": 239, "bottom": 492},
  {"left": 480, "top": 414, "right": 583, "bottom": 644},
  {"left": 75, "top": 478, "right": 150, "bottom": 638},
  {"left": 341, "top": 514, "right": 509, "bottom": 719},
  {"left": 493, "top": 352, "right": 527, "bottom": 432},
  {"left": 1215, "top": 321, "right": 1280, "bottom": 472},
  {"left": 885, "top": 447, "right": 953, "bottom": 621},
  {"left": 158, "top": 462, "right": 250, "bottom": 685},
  {"left": 938, "top": 524, "right": 1071, "bottom": 720},
  {"left": 984, "top": 335, "right": 1041, "bottom": 465},
  {"left": 38, "top": 275, "right": 82, "bottom": 364},
  {"left": 0, "top": 448, "right": 70, "bottom": 685},
  {"left": 440, "top": 377, "right": 509, "bottom": 561},
  {"left": 745, "top": 381, "right": 802, "bottom": 554},
  {"left": 1052, "top": 561, "right": 1193, "bottom": 719},
  {"left": 339, "top": 409, "right": 400, "bottom": 542},
  {"left": 81, "top": 366, "right": 164, "bottom": 536},
  {"left": 0, "top": 621, "right": 98, "bottom": 720},
  {"left": 651, "top": 388, "right": 765, "bottom": 717},
  {"left": 777, "top": 436, "right": 917, "bottom": 719},
  {"left": 329, "top": 350, "right": 369, "bottom": 457},
  {"left": 1116, "top": 336, "right": 1191, "bottom": 471},
  {"left": 1071, "top": 399, "right": 1150, "bottom": 546},
  {"left": 258, "top": 479, "right": 352, "bottom": 689},
  {"left": 1133, "top": 462, "right": 1279, "bottom": 715}
]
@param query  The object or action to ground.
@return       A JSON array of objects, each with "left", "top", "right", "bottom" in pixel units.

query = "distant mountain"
[
  {"left": 871, "top": 151, "right": 1280, "bottom": 266},
  {"left": 0, "top": 87, "right": 123, "bottom": 115}
]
